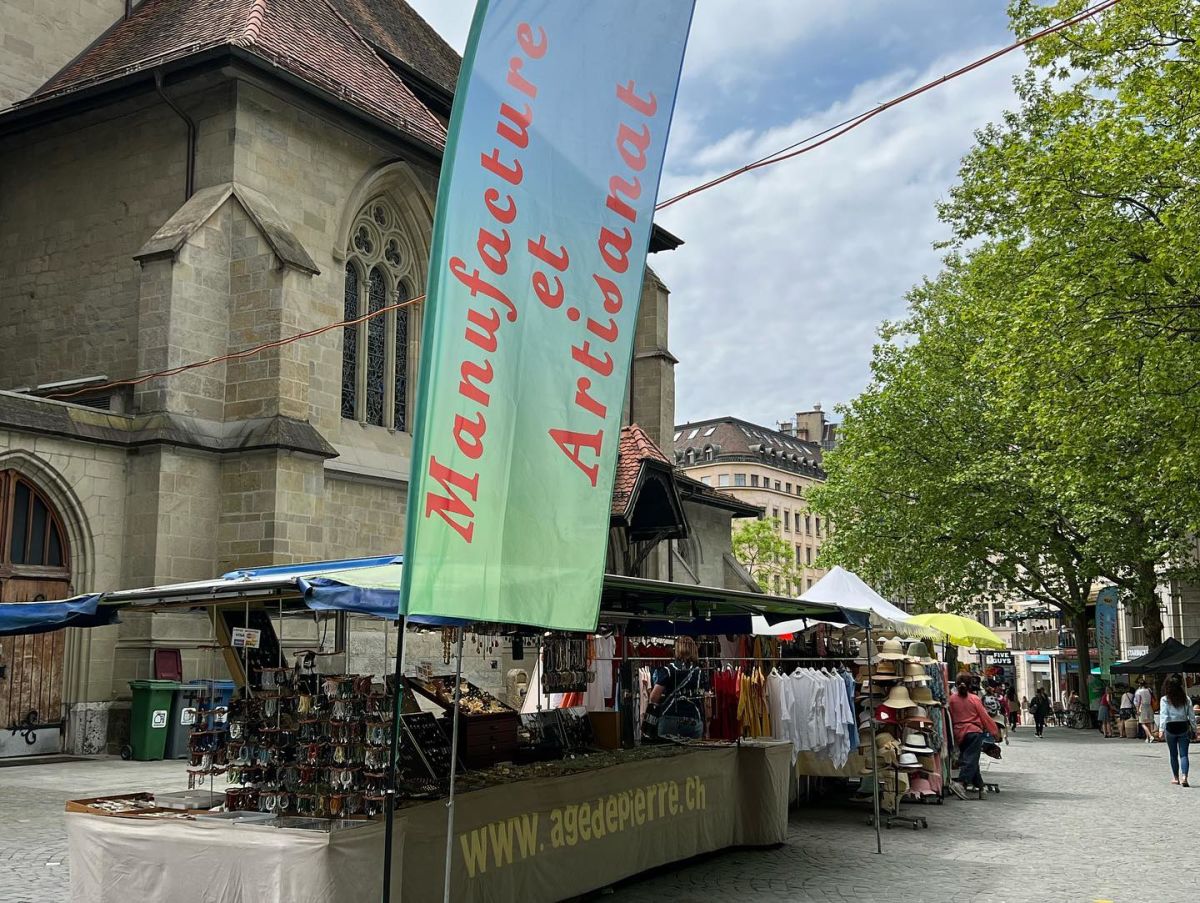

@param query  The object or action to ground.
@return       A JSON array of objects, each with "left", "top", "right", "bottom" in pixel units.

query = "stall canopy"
[
  {"left": 10, "top": 558, "right": 865, "bottom": 635},
  {"left": 1111, "top": 638, "right": 1200, "bottom": 674},
  {"left": 906, "top": 612, "right": 1006, "bottom": 651},
  {"left": 0, "top": 594, "right": 116, "bottom": 637},
  {"left": 753, "top": 564, "right": 940, "bottom": 643},
  {"left": 1111, "top": 637, "right": 1187, "bottom": 674}
]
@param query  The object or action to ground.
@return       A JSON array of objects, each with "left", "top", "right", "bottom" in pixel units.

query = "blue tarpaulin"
[{"left": 0, "top": 594, "right": 116, "bottom": 637}]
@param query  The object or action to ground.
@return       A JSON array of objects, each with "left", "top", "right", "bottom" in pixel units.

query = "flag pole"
[
  {"left": 442, "top": 628, "right": 466, "bottom": 902},
  {"left": 382, "top": 617, "right": 409, "bottom": 903},
  {"left": 865, "top": 623, "right": 882, "bottom": 854}
]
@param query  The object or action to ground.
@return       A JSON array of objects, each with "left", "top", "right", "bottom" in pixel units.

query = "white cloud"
[
  {"left": 681, "top": 0, "right": 893, "bottom": 89},
  {"left": 406, "top": 0, "right": 474, "bottom": 51},
  {"left": 654, "top": 48, "right": 1023, "bottom": 426}
]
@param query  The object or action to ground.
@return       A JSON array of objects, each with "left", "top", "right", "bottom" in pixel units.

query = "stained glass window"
[
  {"left": 393, "top": 282, "right": 409, "bottom": 432},
  {"left": 341, "top": 263, "right": 359, "bottom": 419},
  {"left": 341, "top": 196, "right": 421, "bottom": 430},
  {"left": 365, "top": 267, "right": 387, "bottom": 426}
]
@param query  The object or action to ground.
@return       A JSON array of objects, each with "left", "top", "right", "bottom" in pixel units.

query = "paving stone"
[{"left": 0, "top": 728, "right": 1182, "bottom": 901}]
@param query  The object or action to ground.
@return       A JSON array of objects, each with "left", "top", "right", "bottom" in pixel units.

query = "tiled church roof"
[
  {"left": 22, "top": 0, "right": 449, "bottom": 149},
  {"left": 612, "top": 424, "right": 672, "bottom": 517}
]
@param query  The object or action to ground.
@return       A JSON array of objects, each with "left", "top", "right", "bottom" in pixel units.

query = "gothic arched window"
[{"left": 340, "top": 198, "right": 415, "bottom": 431}]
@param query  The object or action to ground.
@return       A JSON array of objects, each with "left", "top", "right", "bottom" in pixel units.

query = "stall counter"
[{"left": 68, "top": 741, "right": 791, "bottom": 903}]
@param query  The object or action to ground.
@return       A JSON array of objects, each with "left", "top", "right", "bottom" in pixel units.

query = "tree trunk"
[
  {"left": 1072, "top": 607, "right": 1092, "bottom": 708},
  {"left": 1134, "top": 559, "right": 1164, "bottom": 650}
]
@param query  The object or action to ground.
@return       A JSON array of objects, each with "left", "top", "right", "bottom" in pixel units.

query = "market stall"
[
  {"left": 68, "top": 741, "right": 789, "bottom": 903},
  {"left": 34, "top": 559, "right": 861, "bottom": 901}
]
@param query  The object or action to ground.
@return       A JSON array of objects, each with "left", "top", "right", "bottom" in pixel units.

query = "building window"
[
  {"left": 734, "top": 473, "right": 746, "bottom": 487},
  {"left": 783, "top": 511, "right": 791, "bottom": 531},
  {"left": 796, "top": 544, "right": 803, "bottom": 562},
  {"left": 772, "top": 507, "right": 780, "bottom": 522},
  {"left": 774, "top": 480, "right": 781, "bottom": 491},
  {"left": 341, "top": 198, "right": 416, "bottom": 430},
  {"left": 703, "top": 446, "right": 715, "bottom": 462},
  {"left": 700, "top": 475, "right": 711, "bottom": 485},
  {"left": 718, "top": 474, "right": 731, "bottom": 487},
  {"left": 805, "top": 515, "right": 811, "bottom": 535},
  {"left": 751, "top": 474, "right": 759, "bottom": 487},
  {"left": 3, "top": 474, "right": 68, "bottom": 570},
  {"left": 815, "top": 517, "right": 822, "bottom": 536},
  {"left": 785, "top": 482, "right": 792, "bottom": 494},
  {"left": 806, "top": 546, "right": 813, "bottom": 565}
]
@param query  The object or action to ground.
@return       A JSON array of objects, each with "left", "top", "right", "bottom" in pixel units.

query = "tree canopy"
[{"left": 811, "top": 1, "right": 1200, "bottom": 676}]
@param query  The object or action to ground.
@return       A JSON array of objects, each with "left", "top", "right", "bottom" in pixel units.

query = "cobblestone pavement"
[
  {"left": 0, "top": 727, "right": 1184, "bottom": 902},
  {"left": 0, "top": 757, "right": 179, "bottom": 903},
  {"left": 608, "top": 726, "right": 1184, "bottom": 903}
]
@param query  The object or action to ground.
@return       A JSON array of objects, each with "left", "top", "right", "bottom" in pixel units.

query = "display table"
[{"left": 68, "top": 741, "right": 791, "bottom": 903}]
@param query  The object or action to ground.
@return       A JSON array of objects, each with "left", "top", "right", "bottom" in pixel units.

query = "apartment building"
[{"left": 674, "top": 408, "right": 834, "bottom": 594}]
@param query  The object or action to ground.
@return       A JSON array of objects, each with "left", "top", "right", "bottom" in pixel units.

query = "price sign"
[{"left": 231, "top": 627, "right": 261, "bottom": 649}]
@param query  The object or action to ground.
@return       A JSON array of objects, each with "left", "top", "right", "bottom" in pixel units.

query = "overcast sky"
[{"left": 407, "top": 2, "right": 1020, "bottom": 429}]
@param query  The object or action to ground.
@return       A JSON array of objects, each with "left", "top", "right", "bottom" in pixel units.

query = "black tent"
[
  {"left": 1112, "top": 637, "right": 1187, "bottom": 674},
  {"left": 1137, "top": 639, "right": 1200, "bottom": 674}
]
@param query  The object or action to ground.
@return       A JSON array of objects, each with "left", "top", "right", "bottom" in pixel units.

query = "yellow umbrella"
[{"left": 906, "top": 613, "right": 1006, "bottom": 650}]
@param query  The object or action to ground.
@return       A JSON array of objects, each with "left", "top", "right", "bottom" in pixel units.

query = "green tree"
[
  {"left": 732, "top": 518, "right": 803, "bottom": 594},
  {"left": 808, "top": 265, "right": 1101, "bottom": 685},
  {"left": 935, "top": 0, "right": 1200, "bottom": 648}
]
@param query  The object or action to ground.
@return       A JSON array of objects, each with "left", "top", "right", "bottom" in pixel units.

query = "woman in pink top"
[{"left": 948, "top": 675, "right": 1002, "bottom": 793}]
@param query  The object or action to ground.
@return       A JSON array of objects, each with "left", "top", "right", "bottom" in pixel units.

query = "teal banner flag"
[
  {"left": 1096, "top": 586, "right": 1118, "bottom": 680},
  {"left": 401, "top": 1, "right": 695, "bottom": 630}
]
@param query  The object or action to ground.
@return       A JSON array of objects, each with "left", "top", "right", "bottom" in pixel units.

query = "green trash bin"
[{"left": 128, "top": 679, "right": 178, "bottom": 761}]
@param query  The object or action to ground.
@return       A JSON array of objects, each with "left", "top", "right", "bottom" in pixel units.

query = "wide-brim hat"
[
  {"left": 910, "top": 686, "right": 939, "bottom": 706},
  {"left": 907, "top": 774, "right": 935, "bottom": 796},
  {"left": 906, "top": 641, "right": 936, "bottom": 664},
  {"left": 904, "top": 710, "right": 934, "bottom": 728},
  {"left": 918, "top": 754, "right": 938, "bottom": 771},
  {"left": 883, "top": 684, "right": 917, "bottom": 710},
  {"left": 871, "top": 658, "right": 900, "bottom": 675},
  {"left": 875, "top": 704, "right": 902, "bottom": 723},
  {"left": 903, "top": 662, "right": 930, "bottom": 683},
  {"left": 877, "top": 638, "right": 907, "bottom": 661},
  {"left": 897, "top": 752, "right": 922, "bottom": 769},
  {"left": 901, "top": 731, "right": 933, "bottom": 753}
]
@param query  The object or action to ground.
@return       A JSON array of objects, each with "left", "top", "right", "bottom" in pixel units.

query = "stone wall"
[
  {"left": 323, "top": 475, "right": 407, "bottom": 559},
  {"left": 0, "top": 85, "right": 235, "bottom": 391},
  {"left": 0, "top": 0, "right": 124, "bottom": 109}
]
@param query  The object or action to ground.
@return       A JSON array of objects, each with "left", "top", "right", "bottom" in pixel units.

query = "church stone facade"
[{"left": 0, "top": 0, "right": 749, "bottom": 756}]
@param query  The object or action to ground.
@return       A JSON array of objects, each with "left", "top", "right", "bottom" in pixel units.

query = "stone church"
[{"left": 0, "top": 0, "right": 758, "bottom": 755}]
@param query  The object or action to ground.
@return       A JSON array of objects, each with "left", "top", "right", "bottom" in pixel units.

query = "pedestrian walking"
[
  {"left": 1097, "top": 687, "right": 1113, "bottom": 738},
  {"left": 1006, "top": 686, "right": 1019, "bottom": 730},
  {"left": 948, "top": 675, "right": 1003, "bottom": 796},
  {"left": 1158, "top": 675, "right": 1197, "bottom": 786},
  {"left": 1029, "top": 688, "right": 1051, "bottom": 738},
  {"left": 1134, "top": 679, "right": 1156, "bottom": 743}
]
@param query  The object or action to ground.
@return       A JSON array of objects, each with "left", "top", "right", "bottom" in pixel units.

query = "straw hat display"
[
  {"left": 910, "top": 685, "right": 939, "bottom": 706},
  {"left": 897, "top": 751, "right": 922, "bottom": 769},
  {"left": 905, "top": 641, "right": 936, "bottom": 664},
  {"left": 874, "top": 704, "right": 902, "bottom": 723},
  {"left": 882, "top": 684, "right": 917, "bottom": 710},
  {"left": 907, "top": 774, "right": 936, "bottom": 797},
  {"left": 902, "top": 662, "right": 930, "bottom": 684},
  {"left": 877, "top": 638, "right": 907, "bottom": 661},
  {"left": 901, "top": 731, "right": 933, "bottom": 754},
  {"left": 904, "top": 706, "right": 934, "bottom": 727}
]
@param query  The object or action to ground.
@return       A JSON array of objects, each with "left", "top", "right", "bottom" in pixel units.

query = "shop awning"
[
  {"left": 0, "top": 594, "right": 116, "bottom": 637},
  {"left": 10, "top": 558, "right": 859, "bottom": 634}
]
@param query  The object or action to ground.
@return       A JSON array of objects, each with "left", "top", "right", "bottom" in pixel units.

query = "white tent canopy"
[{"left": 751, "top": 566, "right": 943, "bottom": 641}]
